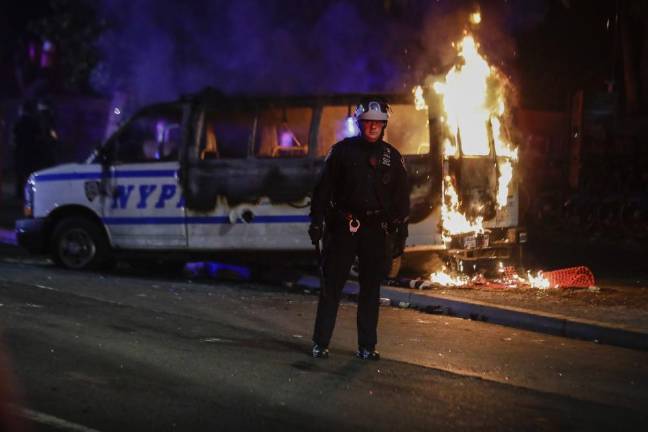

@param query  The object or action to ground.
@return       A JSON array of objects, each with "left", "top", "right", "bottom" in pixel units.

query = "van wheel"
[{"left": 51, "top": 217, "right": 112, "bottom": 270}]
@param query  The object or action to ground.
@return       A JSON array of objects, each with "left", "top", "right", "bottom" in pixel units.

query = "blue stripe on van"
[
  {"left": 35, "top": 172, "right": 103, "bottom": 181},
  {"left": 34, "top": 170, "right": 177, "bottom": 181},
  {"left": 113, "top": 170, "right": 176, "bottom": 178},
  {"left": 103, "top": 217, "right": 187, "bottom": 225},
  {"left": 102, "top": 215, "right": 310, "bottom": 225}
]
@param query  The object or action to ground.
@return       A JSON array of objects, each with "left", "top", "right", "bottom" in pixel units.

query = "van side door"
[{"left": 102, "top": 105, "right": 186, "bottom": 249}]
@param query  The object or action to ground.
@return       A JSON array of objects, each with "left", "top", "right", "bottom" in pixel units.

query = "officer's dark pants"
[{"left": 312, "top": 220, "right": 388, "bottom": 350}]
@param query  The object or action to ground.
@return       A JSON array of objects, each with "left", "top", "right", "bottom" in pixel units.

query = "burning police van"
[{"left": 16, "top": 86, "right": 524, "bottom": 275}]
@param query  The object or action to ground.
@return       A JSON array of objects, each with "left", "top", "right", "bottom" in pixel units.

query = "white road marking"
[{"left": 12, "top": 405, "right": 102, "bottom": 432}]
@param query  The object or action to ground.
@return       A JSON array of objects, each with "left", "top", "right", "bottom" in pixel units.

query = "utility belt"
[
  {"left": 324, "top": 202, "right": 406, "bottom": 257},
  {"left": 334, "top": 207, "right": 386, "bottom": 223},
  {"left": 327, "top": 204, "right": 387, "bottom": 235}
]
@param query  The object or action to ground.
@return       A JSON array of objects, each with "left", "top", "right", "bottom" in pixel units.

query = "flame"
[
  {"left": 469, "top": 12, "right": 481, "bottom": 25},
  {"left": 430, "top": 266, "right": 469, "bottom": 287},
  {"left": 526, "top": 271, "right": 551, "bottom": 289},
  {"left": 412, "top": 85, "right": 428, "bottom": 111},
  {"left": 496, "top": 159, "right": 513, "bottom": 207},
  {"left": 421, "top": 33, "right": 518, "bottom": 236},
  {"left": 441, "top": 175, "right": 484, "bottom": 240},
  {"left": 491, "top": 116, "right": 518, "bottom": 160},
  {"left": 432, "top": 35, "right": 491, "bottom": 156}
]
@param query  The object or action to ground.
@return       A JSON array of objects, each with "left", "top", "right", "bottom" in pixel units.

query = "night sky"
[{"left": 0, "top": 0, "right": 636, "bottom": 110}]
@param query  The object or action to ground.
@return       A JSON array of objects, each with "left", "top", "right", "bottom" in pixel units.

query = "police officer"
[{"left": 308, "top": 99, "right": 410, "bottom": 360}]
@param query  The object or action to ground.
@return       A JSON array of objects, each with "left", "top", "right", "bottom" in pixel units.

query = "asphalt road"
[{"left": 0, "top": 255, "right": 646, "bottom": 431}]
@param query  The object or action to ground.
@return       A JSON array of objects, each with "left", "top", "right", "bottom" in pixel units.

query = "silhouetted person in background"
[
  {"left": 34, "top": 99, "right": 59, "bottom": 168},
  {"left": 12, "top": 99, "right": 58, "bottom": 199},
  {"left": 12, "top": 100, "right": 38, "bottom": 200}
]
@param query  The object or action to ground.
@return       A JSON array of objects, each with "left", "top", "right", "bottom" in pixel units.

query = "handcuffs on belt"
[
  {"left": 336, "top": 206, "right": 383, "bottom": 235},
  {"left": 349, "top": 217, "right": 360, "bottom": 234}
]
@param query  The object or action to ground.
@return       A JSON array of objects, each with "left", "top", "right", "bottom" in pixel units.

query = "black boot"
[
  {"left": 312, "top": 344, "right": 329, "bottom": 359},
  {"left": 356, "top": 347, "right": 380, "bottom": 360}
]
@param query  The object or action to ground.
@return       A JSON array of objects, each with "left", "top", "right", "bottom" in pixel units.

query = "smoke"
[
  {"left": 91, "top": 0, "right": 549, "bottom": 106},
  {"left": 92, "top": 0, "right": 404, "bottom": 104}
]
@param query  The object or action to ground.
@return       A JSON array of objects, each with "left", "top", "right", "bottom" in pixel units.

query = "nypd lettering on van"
[{"left": 19, "top": 159, "right": 313, "bottom": 269}]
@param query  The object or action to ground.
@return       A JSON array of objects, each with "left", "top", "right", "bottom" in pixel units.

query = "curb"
[{"left": 296, "top": 276, "right": 648, "bottom": 351}]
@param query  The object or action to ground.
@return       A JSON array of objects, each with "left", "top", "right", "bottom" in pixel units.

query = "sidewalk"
[
  {"left": 296, "top": 275, "right": 648, "bottom": 351},
  {"left": 2, "top": 190, "right": 647, "bottom": 351}
]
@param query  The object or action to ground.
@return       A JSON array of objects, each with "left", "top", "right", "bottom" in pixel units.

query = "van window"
[
  {"left": 199, "top": 110, "right": 255, "bottom": 160},
  {"left": 383, "top": 104, "right": 430, "bottom": 155},
  {"left": 255, "top": 107, "right": 311, "bottom": 158},
  {"left": 161, "top": 125, "right": 182, "bottom": 161},
  {"left": 316, "top": 106, "right": 358, "bottom": 157},
  {"left": 113, "top": 108, "right": 182, "bottom": 163}
]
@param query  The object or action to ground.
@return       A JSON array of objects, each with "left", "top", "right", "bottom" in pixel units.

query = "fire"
[
  {"left": 430, "top": 267, "right": 469, "bottom": 287},
  {"left": 427, "top": 266, "right": 555, "bottom": 290},
  {"left": 496, "top": 159, "right": 513, "bottom": 207},
  {"left": 432, "top": 35, "right": 492, "bottom": 156},
  {"left": 413, "top": 85, "right": 428, "bottom": 111},
  {"left": 414, "top": 32, "right": 518, "bottom": 237},
  {"left": 441, "top": 176, "right": 483, "bottom": 240},
  {"left": 491, "top": 116, "right": 518, "bottom": 160},
  {"left": 411, "top": 16, "right": 530, "bottom": 289},
  {"left": 526, "top": 271, "right": 551, "bottom": 289}
]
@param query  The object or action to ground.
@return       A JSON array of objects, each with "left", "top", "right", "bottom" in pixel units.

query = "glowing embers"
[
  {"left": 424, "top": 265, "right": 584, "bottom": 290},
  {"left": 526, "top": 271, "right": 551, "bottom": 289},
  {"left": 430, "top": 267, "right": 469, "bottom": 287}
]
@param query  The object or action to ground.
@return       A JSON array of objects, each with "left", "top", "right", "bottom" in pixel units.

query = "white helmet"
[{"left": 354, "top": 100, "right": 390, "bottom": 122}]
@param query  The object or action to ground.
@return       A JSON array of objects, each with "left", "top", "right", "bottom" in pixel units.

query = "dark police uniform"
[{"left": 310, "top": 135, "right": 409, "bottom": 352}]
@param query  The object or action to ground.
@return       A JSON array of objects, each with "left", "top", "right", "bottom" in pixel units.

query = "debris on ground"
[{"left": 391, "top": 265, "right": 597, "bottom": 291}]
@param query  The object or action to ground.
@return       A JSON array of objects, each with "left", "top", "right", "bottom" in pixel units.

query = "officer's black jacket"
[{"left": 310, "top": 136, "right": 410, "bottom": 226}]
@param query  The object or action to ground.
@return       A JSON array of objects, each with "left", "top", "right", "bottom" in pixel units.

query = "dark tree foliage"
[{"left": 27, "top": 0, "right": 105, "bottom": 93}]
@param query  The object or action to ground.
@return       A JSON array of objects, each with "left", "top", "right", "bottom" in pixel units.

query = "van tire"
[{"left": 51, "top": 217, "right": 112, "bottom": 270}]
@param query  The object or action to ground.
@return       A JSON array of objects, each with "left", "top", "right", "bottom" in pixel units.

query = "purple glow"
[
  {"left": 28, "top": 42, "right": 37, "bottom": 62},
  {"left": 279, "top": 131, "right": 294, "bottom": 147},
  {"left": 185, "top": 261, "right": 252, "bottom": 280},
  {"left": 40, "top": 40, "right": 55, "bottom": 68},
  {"left": 345, "top": 117, "right": 359, "bottom": 138},
  {"left": 156, "top": 120, "right": 165, "bottom": 142}
]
